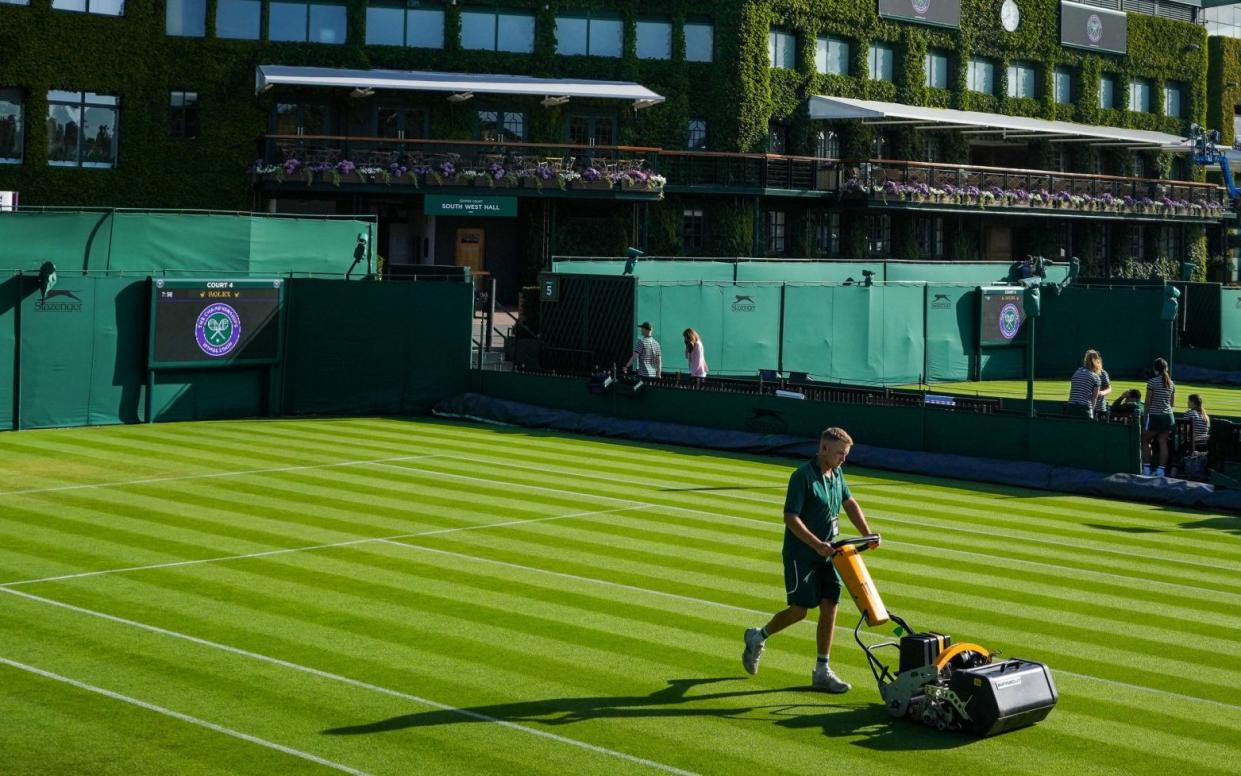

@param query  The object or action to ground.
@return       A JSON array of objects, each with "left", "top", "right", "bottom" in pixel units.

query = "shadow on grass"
[
  {"left": 1179, "top": 515, "right": 1241, "bottom": 535},
  {"left": 323, "top": 677, "right": 974, "bottom": 751},
  {"left": 1082, "top": 523, "right": 1168, "bottom": 534},
  {"left": 659, "top": 486, "right": 786, "bottom": 493}
]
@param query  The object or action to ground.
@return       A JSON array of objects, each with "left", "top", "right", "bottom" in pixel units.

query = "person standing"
[
  {"left": 1094, "top": 359, "right": 1113, "bottom": 420},
  {"left": 1184, "top": 394, "right": 1211, "bottom": 452},
  {"left": 628, "top": 321, "right": 662, "bottom": 378},
  {"left": 1143, "top": 357, "right": 1176, "bottom": 476},
  {"left": 683, "top": 328, "right": 708, "bottom": 379},
  {"left": 741, "top": 427, "right": 878, "bottom": 693},
  {"left": 1065, "top": 349, "right": 1103, "bottom": 418}
]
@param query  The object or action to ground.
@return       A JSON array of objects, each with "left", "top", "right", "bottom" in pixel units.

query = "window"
[
  {"left": 1007, "top": 61, "right": 1037, "bottom": 99},
  {"left": 478, "top": 110, "right": 525, "bottom": 142},
  {"left": 462, "top": 9, "right": 535, "bottom": 53},
  {"left": 871, "top": 132, "right": 889, "bottom": 159},
  {"left": 1129, "top": 225, "right": 1147, "bottom": 262},
  {"left": 925, "top": 49, "right": 949, "bottom": 89},
  {"left": 0, "top": 89, "right": 22, "bottom": 164},
  {"left": 1129, "top": 78, "right": 1152, "bottom": 113},
  {"left": 815, "top": 129, "right": 839, "bottom": 158},
  {"left": 1157, "top": 226, "right": 1181, "bottom": 262},
  {"left": 923, "top": 136, "right": 942, "bottom": 163},
  {"left": 1099, "top": 74, "right": 1117, "bottom": 109},
  {"left": 683, "top": 210, "right": 705, "bottom": 252},
  {"left": 816, "top": 212, "right": 841, "bottom": 257},
  {"left": 769, "top": 29, "right": 796, "bottom": 69},
  {"left": 687, "top": 119, "right": 707, "bottom": 150},
  {"left": 1050, "top": 145, "right": 1067, "bottom": 172},
  {"left": 1164, "top": 82, "right": 1183, "bottom": 118},
  {"left": 273, "top": 102, "right": 329, "bottom": 135},
  {"left": 867, "top": 214, "right": 891, "bottom": 256},
  {"left": 269, "top": 1, "right": 346, "bottom": 44},
  {"left": 869, "top": 43, "right": 894, "bottom": 82},
  {"left": 556, "top": 14, "right": 621, "bottom": 57},
  {"left": 366, "top": 3, "right": 443, "bottom": 48},
  {"left": 166, "top": 0, "right": 205, "bottom": 35},
  {"left": 376, "top": 106, "right": 427, "bottom": 139},
  {"left": 47, "top": 91, "right": 118, "bottom": 168},
  {"left": 0, "top": 0, "right": 31, "bottom": 5},
  {"left": 169, "top": 91, "right": 198, "bottom": 139},
  {"left": 567, "top": 116, "right": 613, "bottom": 146},
  {"left": 766, "top": 211, "right": 786, "bottom": 254},
  {"left": 917, "top": 217, "right": 945, "bottom": 259},
  {"left": 684, "top": 20, "right": 713, "bottom": 62},
  {"left": 1054, "top": 67, "right": 1073, "bottom": 105},
  {"left": 51, "top": 0, "right": 123, "bottom": 15},
  {"left": 816, "top": 36, "right": 849, "bottom": 76},
  {"left": 1134, "top": 154, "right": 1147, "bottom": 179},
  {"left": 636, "top": 19, "right": 672, "bottom": 60},
  {"left": 968, "top": 58, "right": 995, "bottom": 94},
  {"left": 767, "top": 123, "right": 787, "bottom": 154},
  {"left": 217, "top": 0, "right": 260, "bottom": 39}
]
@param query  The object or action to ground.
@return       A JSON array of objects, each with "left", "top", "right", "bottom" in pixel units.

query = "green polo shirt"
[{"left": 782, "top": 457, "right": 851, "bottom": 564}]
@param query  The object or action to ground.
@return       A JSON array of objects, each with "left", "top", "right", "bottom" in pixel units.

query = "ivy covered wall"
[{"left": 0, "top": 0, "right": 1225, "bottom": 269}]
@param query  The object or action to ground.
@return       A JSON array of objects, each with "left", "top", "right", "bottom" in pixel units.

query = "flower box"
[{"left": 573, "top": 179, "right": 615, "bottom": 191}]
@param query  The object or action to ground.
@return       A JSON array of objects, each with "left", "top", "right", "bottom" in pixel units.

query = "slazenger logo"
[
  {"left": 1086, "top": 14, "right": 1103, "bottom": 44},
  {"left": 35, "top": 289, "right": 83, "bottom": 312},
  {"left": 732, "top": 294, "right": 757, "bottom": 312},
  {"left": 912, "top": 0, "right": 930, "bottom": 15},
  {"left": 932, "top": 293, "right": 952, "bottom": 309}
]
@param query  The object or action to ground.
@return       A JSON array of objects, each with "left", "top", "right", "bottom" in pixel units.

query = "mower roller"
[{"left": 830, "top": 535, "right": 1058, "bottom": 736}]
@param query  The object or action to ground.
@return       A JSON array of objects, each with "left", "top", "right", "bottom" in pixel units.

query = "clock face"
[{"left": 1001, "top": 0, "right": 1020, "bottom": 32}]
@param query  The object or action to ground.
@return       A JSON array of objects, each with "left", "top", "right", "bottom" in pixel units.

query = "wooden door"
[
  {"left": 984, "top": 226, "right": 1012, "bottom": 262},
  {"left": 455, "top": 228, "right": 485, "bottom": 272}
]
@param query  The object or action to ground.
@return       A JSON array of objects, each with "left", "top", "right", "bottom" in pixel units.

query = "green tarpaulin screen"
[{"left": 1222, "top": 289, "right": 1241, "bottom": 350}]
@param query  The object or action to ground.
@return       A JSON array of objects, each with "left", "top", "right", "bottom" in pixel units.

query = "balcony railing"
[
  {"left": 255, "top": 134, "right": 664, "bottom": 193},
  {"left": 658, "top": 151, "right": 836, "bottom": 191},
  {"left": 840, "top": 159, "right": 1229, "bottom": 218}
]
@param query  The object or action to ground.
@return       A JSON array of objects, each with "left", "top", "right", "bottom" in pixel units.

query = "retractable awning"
[
  {"left": 255, "top": 65, "right": 665, "bottom": 109},
  {"left": 809, "top": 95, "right": 1192, "bottom": 151}
]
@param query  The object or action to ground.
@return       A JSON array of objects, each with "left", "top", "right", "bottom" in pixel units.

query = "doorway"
[
  {"left": 984, "top": 225, "right": 1013, "bottom": 262},
  {"left": 455, "top": 228, "right": 485, "bottom": 272}
]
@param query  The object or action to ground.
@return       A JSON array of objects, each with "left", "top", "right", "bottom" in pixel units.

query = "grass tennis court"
[
  {"left": 2, "top": 417, "right": 1239, "bottom": 775},
  {"left": 902, "top": 379, "right": 1241, "bottom": 416}
]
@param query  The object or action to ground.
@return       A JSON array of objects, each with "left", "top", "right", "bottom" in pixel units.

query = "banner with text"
[
  {"left": 878, "top": 0, "right": 960, "bottom": 30},
  {"left": 1061, "top": 1, "right": 1126, "bottom": 55}
]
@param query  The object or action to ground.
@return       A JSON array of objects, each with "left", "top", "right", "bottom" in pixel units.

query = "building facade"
[{"left": 0, "top": 0, "right": 1236, "bottom": 301}]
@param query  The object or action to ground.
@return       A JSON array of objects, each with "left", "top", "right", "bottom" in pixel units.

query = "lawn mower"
[{"left": 830, "top": 535, "right": 1058, "bottom": 737}]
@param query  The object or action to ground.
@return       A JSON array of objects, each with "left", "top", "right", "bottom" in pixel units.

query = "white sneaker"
[
  {"left": 1142, "top": 465, "right": 1152, "bottom": 476},
  {"left": 811, "top": 666, "right": 851, "bottom": 693},
  {"left": 741, "top": 628, "right": 765, "bottom": 675}
]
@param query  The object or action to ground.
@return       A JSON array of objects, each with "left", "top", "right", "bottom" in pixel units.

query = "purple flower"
[
  {"left": 437, "top": 160, "right": 456, "bottom": 177},
  {"left": 488, "top": 162, "right": 506, "bottom": 180},
  {"left": 335, "top": 159, "right": 355, "bottom": 175},
  {"left": 582, "top": 167, "right": 603, "bottom": 182}
]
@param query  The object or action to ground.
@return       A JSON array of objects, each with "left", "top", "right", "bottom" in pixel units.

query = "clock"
[{"left": 1001, "top": 0, "right": 1020, "bottom": 33}]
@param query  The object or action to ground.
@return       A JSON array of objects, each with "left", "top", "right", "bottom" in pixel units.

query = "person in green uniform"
[{"left": 741, "top": 427, "right": 878, "bottom": 693}]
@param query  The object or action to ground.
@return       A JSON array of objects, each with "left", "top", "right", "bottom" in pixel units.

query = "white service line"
[
  {"left": 377, "top": 539, "right": 1241, "bottom": 715},
  {"left": 0, "top": 505, "right": 652, "bottom": 588},
  {"left": 0, "top": 453, "right": 443, "bottom": 499},
  {"left": 0, "top": 656, "right": 371, "bottom": 776},
  {"left": 0, "top": 588, "right": 698, "bottom": 776}
]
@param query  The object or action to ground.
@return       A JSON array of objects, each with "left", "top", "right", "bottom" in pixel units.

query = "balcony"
[
  {"left": 837, "top": 160, "right": 1230, "bottom": 222},
  {"left": 253, "top": 135, "right": 665, "bottom": 199}
]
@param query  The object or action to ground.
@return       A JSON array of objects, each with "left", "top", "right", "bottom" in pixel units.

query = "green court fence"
[
  {"left": 0, "top": 209, "right": 376, "bottom": 276},
  {"left": 0, "top": 274, "right": 470, "bottom": 430},
  {"left": 1222, "top": 288, "right": 1241, "bottom": 350}
]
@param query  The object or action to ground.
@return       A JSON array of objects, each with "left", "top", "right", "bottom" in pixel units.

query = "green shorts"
[
  {"left": 1064, "top": 402, "right": 1093, "bottom": 419},
  {"left": 783, "top": 555, "right": 842, "bottom": 609},
  {"left": 1144, "top": 413, "right": 1174, "bottom": 434}
]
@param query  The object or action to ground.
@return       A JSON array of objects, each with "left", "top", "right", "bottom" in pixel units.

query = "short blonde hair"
[{"left": 821, "top": 427, "right": 853, "bottom": 446}]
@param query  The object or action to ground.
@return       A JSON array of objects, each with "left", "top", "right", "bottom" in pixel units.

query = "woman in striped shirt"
[
  {"left": 1184, "top": 394, "right": 1211, "bottom": 452},
  {"left": 1065, "top": 349, "right": 1103, "bottom": 419},
  {"left": 1142, "top": 357, "right": 1176, "bottom": 477}
]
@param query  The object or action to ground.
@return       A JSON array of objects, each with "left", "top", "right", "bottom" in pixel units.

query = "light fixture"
[
  {"left": 633, "top": 98, "right": 661, "bottom": 111},
  {"left": 541, "top": 95, "right": 570, "bottom": 108},
  {"left": 447, "top": 92, "right": 474, "bottom": 103},
  {"left": 1228, "top": 82, "right": 1240, "bottom": 89},
  {"left": 1183, "top": 43, "right": 1201, "bottom": 52},
  {"left": 349, "top": 87, "right": 375, "bottom": 99}
]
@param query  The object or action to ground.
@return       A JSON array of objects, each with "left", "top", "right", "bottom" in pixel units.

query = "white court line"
[
  {"left": 378, "top": 540, "right": 1241, "bottom": 715},
  {"left": 0, "top": 656, "right": 370, "bottom": 776},
  {"left": 429, "top": 454, "right": 1241, "bottom": 575},
  {"left": 0, "top": 453, "right": 442, "bottom": 499},
  {"left": 0, "top": 505, "right": 652, "bottom": 588},
  {"left": 0, "top": 588, "right": 697, "bottom": 776}
]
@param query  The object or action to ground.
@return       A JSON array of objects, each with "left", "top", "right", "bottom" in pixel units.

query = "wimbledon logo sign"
[
  {"left": 195, "top": 303, "right": 242, "bottom": 357},
  {"left": 1086, "top": 14, "right": 1104, "bottom": 44},
  {"left": 912, "top": 0, "right": 931, "bottom": 15},
  {"left": 998, "top": 303, "right": 1022, "bottom": 341}
]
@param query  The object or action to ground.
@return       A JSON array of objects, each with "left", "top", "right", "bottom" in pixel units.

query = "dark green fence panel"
[
  {"left": 108, "top": 213, "right": 251, "bottom": 274},
  {"left": 151, "top": 369, "right": 265, "bottom": 422},
  {"left": 716, "top": 283, "right": 783, "bottom": 375},
  {"left": 0, "top": 274, "right": 17, "bottom": 429},
  {"left": 925, "top": 285, "right": 976, "bottom": 382},
  {"left": 1035, "top": 286, "right": 1166, "bottom": 378},
  {"left": 1222, "top": 289, "right": 1241, "bottom": 350},
  {"left": 0, "top": 212, "right": 112, "bottom": 273},
  {"left": 87, "top": 277, "right": 147, "bottom": 426},
  {"left": 18, "top": 276, "right": 96, "bottom": 429},
  {"left": 782, "top": 285, "right": 923, "bottom": 385}
]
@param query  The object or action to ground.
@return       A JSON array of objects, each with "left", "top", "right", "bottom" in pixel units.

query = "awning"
[
  {"left": 809, "top": 95, "right": 1192, "bottom": 151},
  {"left": 255, "top": 65, "right": 665, "bottom": 109}
]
